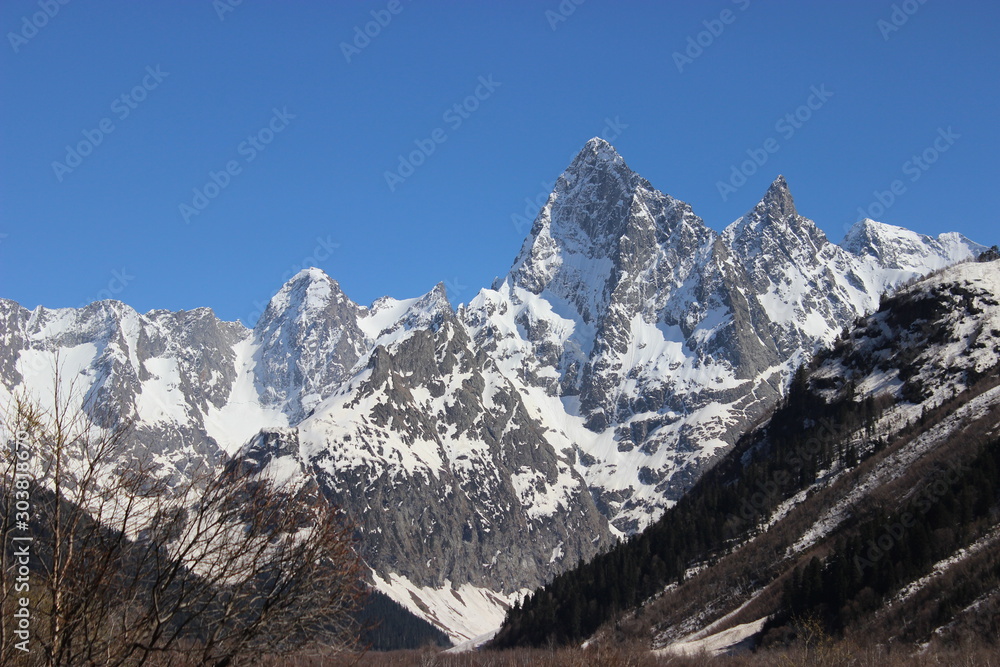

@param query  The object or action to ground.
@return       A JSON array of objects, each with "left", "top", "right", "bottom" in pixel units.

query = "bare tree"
[{"left": 1, "top": 366, "right": 365, "bottom": 666}]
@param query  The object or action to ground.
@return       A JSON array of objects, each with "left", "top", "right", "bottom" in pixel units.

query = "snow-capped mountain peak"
[
  {"left": 723, "top": 175, "right": 828, "bottom": 258},
  {"left": 360, "top": 282, "right": 454, "bottom": 344},
  {"left": 255, "top": 267, "right": 349, "bottom": 328},
  {"left": 575, "top": 136, "right": 627, "bottom": 166},
  {"left": 0, "top": 138, "right": 989, "bottom": 642},
  {"left": 841, "top": 218, "right": 986, "bottom": 272},
  {"left": 252, "top": 267, "right": 368, "bottom": 422},
  {"left": 761, "top": 173, "right": 795, "bottom": 215}
]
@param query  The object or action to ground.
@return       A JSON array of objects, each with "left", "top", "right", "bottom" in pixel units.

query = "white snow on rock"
[
  {"left": 370, "top": 571, "right": 524, "bottom": 644},
  {"left": 655, "top": 617, "right": 768, "bottom": 657},
  {"left": 0, "top": 140, "right": 989, "bottom": 642}
]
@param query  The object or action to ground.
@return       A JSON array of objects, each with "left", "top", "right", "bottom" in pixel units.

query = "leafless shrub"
[{"left": 1, "top": 365, "right": 365, "bottom": 666}]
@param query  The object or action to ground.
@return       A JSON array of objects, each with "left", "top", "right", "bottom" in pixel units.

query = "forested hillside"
[{"left": 492, "top": 259, "right": 1000, "bottom": 653}]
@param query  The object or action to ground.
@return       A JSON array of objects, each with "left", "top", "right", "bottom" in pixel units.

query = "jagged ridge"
[{"left": 0, "top": 139, "right": 987, "bottom": 640}]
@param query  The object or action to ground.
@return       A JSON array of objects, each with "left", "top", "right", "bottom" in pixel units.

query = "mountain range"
[{"left": 0, "top": 138, "right": 986, "bottom": 642}]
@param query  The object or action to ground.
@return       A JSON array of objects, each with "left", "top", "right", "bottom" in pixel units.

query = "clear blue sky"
[{"left": 2, "top": 1, "right": 998, "bottom": 324}]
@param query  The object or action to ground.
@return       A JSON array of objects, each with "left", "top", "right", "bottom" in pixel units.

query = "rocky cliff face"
[
  {"left": 0, "top": 138, "right": 985, "bottom": 640},
  {"left": 492, "top": 258, "right": 1000, "bottom": 652},
  {"left": 0, "top": 299, "right": 247, "bottom": 482},
  {"left": 253, "top": 269, "right": 369, "bottom": 423},
  {"left": 466, "top": 138, "right": 984, "bottom": 532},
  {"left": 235, "top": 296, "right": 611, "bottom": 596}
]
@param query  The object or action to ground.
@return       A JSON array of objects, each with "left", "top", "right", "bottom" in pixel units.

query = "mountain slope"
[
  {"left": 0, "top": 139, "right": 988, "bottom": 641},
  {"left": 466, "top": 138, "right": 984, "bottom": 532},
  {"left": 492, "top": 257, "right": 1000, "bottom": 652},
  {"left": 232, "top": 297, "right": 612, "bottom": 639}
]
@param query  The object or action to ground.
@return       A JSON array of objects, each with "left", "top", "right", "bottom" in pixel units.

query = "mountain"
[
  {"left": 253, "top": 268, "right": 369, "bottom": 423},
  {"left": 0, "top": 299, "right": 247, "bottom": 481},
  {"left": 466, "top": 137, "right": 985, "bottom": 532},
  {"left": 0, "top": 138, "right": 987, "bottom": 641},
  {"left": 492, "top": 257, "right": 1000, "bottom": 653},
  {"left": 232, "top": 282, "right": 612, "bottom": 640}
]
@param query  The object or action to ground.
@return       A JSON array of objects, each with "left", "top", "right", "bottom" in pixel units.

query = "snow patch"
[{"left": 370, "top": 571, "right": 524, "bottom": 643}]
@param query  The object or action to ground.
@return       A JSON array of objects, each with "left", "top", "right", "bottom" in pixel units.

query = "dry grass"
[{"left": 278, "top": 641, "right": 1000, "bottom": 667}]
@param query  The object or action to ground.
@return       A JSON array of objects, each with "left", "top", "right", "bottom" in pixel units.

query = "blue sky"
[{"left": 2, "top": 1, "right": 998, "bottom": 324}]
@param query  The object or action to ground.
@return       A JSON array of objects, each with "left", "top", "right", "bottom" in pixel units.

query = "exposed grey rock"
[
  {"left": 253, "top": 268, "right": 369, "bottom": 422},
  {"left": 466, "top": 146, "right": 984, "bottom": 531},
  {"left": 0, "top": 139, "right": 986, "bottom": 638}
]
